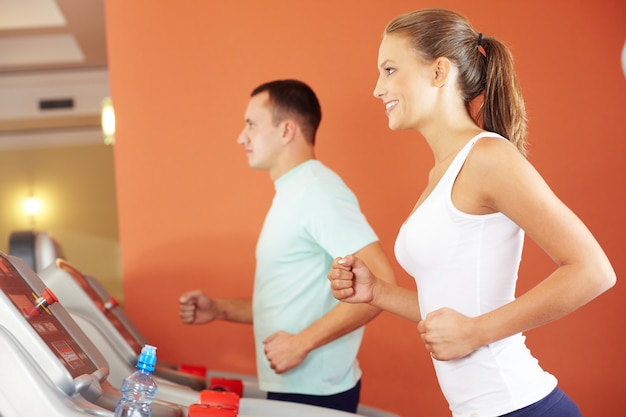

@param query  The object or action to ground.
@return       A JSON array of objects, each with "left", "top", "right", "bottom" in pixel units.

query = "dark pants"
[
  {"left": 267, "top": 379, "right": 361, "bottom": 414},
  {"left": 500, "top": 386, "right": 582, "bottom": 417}
]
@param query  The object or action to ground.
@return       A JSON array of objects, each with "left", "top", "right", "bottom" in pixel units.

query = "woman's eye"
[{"left": 385, "top": 67, "right": 396, "bottom": 75}]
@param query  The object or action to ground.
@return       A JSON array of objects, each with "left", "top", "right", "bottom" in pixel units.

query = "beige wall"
[{"left": 0, "top": 144, "right": 122, "bottom": 300}]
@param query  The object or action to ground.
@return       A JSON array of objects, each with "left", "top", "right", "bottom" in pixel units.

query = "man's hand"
[
  {"left": 178, "top": 290, "right": 219, "bottom": 325},
  {"left": 262, "top": 331, "right": 310, "bottom": 374}
]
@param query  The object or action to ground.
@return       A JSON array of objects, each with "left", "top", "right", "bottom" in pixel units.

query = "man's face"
[{"left": 237, "top": 91, "right": 283, "bottom": 171}]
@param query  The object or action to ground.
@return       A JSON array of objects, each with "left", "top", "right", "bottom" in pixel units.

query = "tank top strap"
[{"left": 441, "top": 131, "right": 505, "bottom": 191}]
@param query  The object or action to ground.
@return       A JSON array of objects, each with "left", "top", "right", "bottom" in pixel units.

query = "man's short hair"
[{"left": 251, "top": 79, "right": 322, "bottom": 145}]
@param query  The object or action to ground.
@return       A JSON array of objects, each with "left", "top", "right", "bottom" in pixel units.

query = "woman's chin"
[{"left": 387, "top": 120, "right": 404, "bottom": 131}]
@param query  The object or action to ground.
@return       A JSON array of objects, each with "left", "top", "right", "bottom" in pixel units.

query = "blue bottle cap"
[{"left": 136, "top": 344, "right": 157, "bottom": 372}]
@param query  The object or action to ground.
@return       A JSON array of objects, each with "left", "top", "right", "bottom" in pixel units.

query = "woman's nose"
[{"left": 373, "top": 78, "right": 385, "bottom": 99}]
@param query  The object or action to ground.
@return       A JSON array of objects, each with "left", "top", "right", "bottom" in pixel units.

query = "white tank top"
[{"left": 394, "top": 132, "right": 557, "bottom": 417}]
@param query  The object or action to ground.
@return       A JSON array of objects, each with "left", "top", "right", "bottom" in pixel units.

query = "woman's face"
[{"left": 373, "top": 34, "right": 438, "bottom": 131}]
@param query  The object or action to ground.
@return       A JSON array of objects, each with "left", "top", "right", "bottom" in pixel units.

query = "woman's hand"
[
  {"left": 328, "top": 255, "right": 377, "bottom": 304},
  {"left": 418, "top": 307, "right": 480, "bottom": 361}
]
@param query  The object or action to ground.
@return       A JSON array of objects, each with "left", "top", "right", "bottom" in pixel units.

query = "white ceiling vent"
[{"left": 0, "top": 68, "right": 109, "bottom": 149}]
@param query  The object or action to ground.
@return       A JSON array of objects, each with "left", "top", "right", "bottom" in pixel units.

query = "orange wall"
[{"left": 104, "top": 1, "right": 625, "bottom": 415}]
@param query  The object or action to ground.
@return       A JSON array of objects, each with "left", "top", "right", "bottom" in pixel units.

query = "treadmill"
[
  {"left": 39, "top": 259, "right": 262, "bottom": 398},
  {"left": 0, "top": 251, "right": 377, "bottom": 417},
  {"left": 84, "top": 271, "right": 262, "bottom": 396},
  {"left": 0, "top": 251, "right": 183, "bottom": 417},
  {"left": 38, "top": 259, "right": 400, "bottom": 417},
  {"left": 7, "top": 230, "right": 399, "bottom": 417},
  {"left": 8, "top": 229, "right": 259, "bottom": 395},
  {"left": 8, "top": 230, "right": 65, "bottom": 273}
]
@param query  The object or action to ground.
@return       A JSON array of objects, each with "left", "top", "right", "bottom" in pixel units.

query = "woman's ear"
[{"left": 433, "top": 57, "right": 451, "bottom": 87}]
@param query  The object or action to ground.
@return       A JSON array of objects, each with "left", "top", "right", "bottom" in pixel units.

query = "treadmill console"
[
  {"left": 0, "top": 255, "right": 98, "bottom": 378},
  {"left": 0, "top": 252, "right": 184, "bottom": 417},
  {"left": 56, "top": 258, "right": 143, "bottom": 354}
]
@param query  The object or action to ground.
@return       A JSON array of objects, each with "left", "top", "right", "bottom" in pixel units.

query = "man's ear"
[
  {"left": 433, "top": 57, "right": 451, "bottom": 87},
  {"left": 280, "top": 119, "right": 298, "bottom": 144}
]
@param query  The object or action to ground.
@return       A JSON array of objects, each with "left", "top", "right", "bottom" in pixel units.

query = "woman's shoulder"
[
  {"left": 468, "top": 134, "right": 526, "bottom": 172},
  {"left": 461, "top": 134, "right": 537, "bottom": 203}
]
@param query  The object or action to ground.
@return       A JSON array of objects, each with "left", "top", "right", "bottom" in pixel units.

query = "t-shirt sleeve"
[{"left": 301, "top": 178, "right": 378, "bottom": 259}]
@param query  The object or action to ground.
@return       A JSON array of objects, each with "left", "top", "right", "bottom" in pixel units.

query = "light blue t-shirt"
[{"left": 252, "top": 159, "right": 378, "bottom": 395}]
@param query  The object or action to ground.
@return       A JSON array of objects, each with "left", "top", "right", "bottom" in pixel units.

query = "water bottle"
[{"left": 114, "top": 344, "right": 159, "bottom": 417}]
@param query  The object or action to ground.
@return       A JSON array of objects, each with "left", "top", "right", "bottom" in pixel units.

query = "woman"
[{"left": 328, "top": 8, "right": 615, "bottom": 417}]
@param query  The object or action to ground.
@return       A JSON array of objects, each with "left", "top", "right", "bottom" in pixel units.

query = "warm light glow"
[
  {"left": 101, "top": 96, "right": 116, "bottom": 145},
  {"left": 23, "top": 196, "right": 42, "bottom": 216},
  {"left": 622, "top": 40, "right": 626, "bottom": 80}
]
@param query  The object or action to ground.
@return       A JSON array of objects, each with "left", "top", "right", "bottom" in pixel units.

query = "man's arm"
[
  {"left": 179, "top": 290, "right": 253, "bottom": 325},
  {"left": 263, "top": 241, "right": 396, "bottom": 373}
]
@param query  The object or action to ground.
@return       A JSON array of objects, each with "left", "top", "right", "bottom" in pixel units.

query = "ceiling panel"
[
  {"left": 0, "top": 0, "right": 107, "bottom": 74},
  {"left": 0, "top": 0, "right": 66, "bottom": 30},
  {"left": 0, "top": 0, "right": 109, "bottom": 148}
]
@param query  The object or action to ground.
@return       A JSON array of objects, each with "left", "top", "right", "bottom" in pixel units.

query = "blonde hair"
[{"left": 386, "top": 8, "right": 527, "bottom": 156}]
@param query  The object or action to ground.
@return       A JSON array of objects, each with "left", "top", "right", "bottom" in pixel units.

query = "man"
[{"left": 179, "top": 79, "right": 395, "bottom": 413}]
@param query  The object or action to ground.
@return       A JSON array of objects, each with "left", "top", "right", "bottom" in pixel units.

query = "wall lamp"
[
  {"left": 23, "top": 196, "right": 42, "bottom": 228},
  {"left": 101, "top": 97, "right": 116, "bottom": 145}
]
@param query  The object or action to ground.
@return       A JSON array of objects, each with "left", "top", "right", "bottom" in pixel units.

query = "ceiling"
[
  {"left": 0, "top": 0, "right": 110, "bottom": 149},
  {"left": 0, "top": 0, "right": 107, "bottom": 74}
]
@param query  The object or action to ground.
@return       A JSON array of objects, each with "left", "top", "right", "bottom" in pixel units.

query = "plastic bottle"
[{"left": 114, "top": 344, "right": 159, "bottom": 417}]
